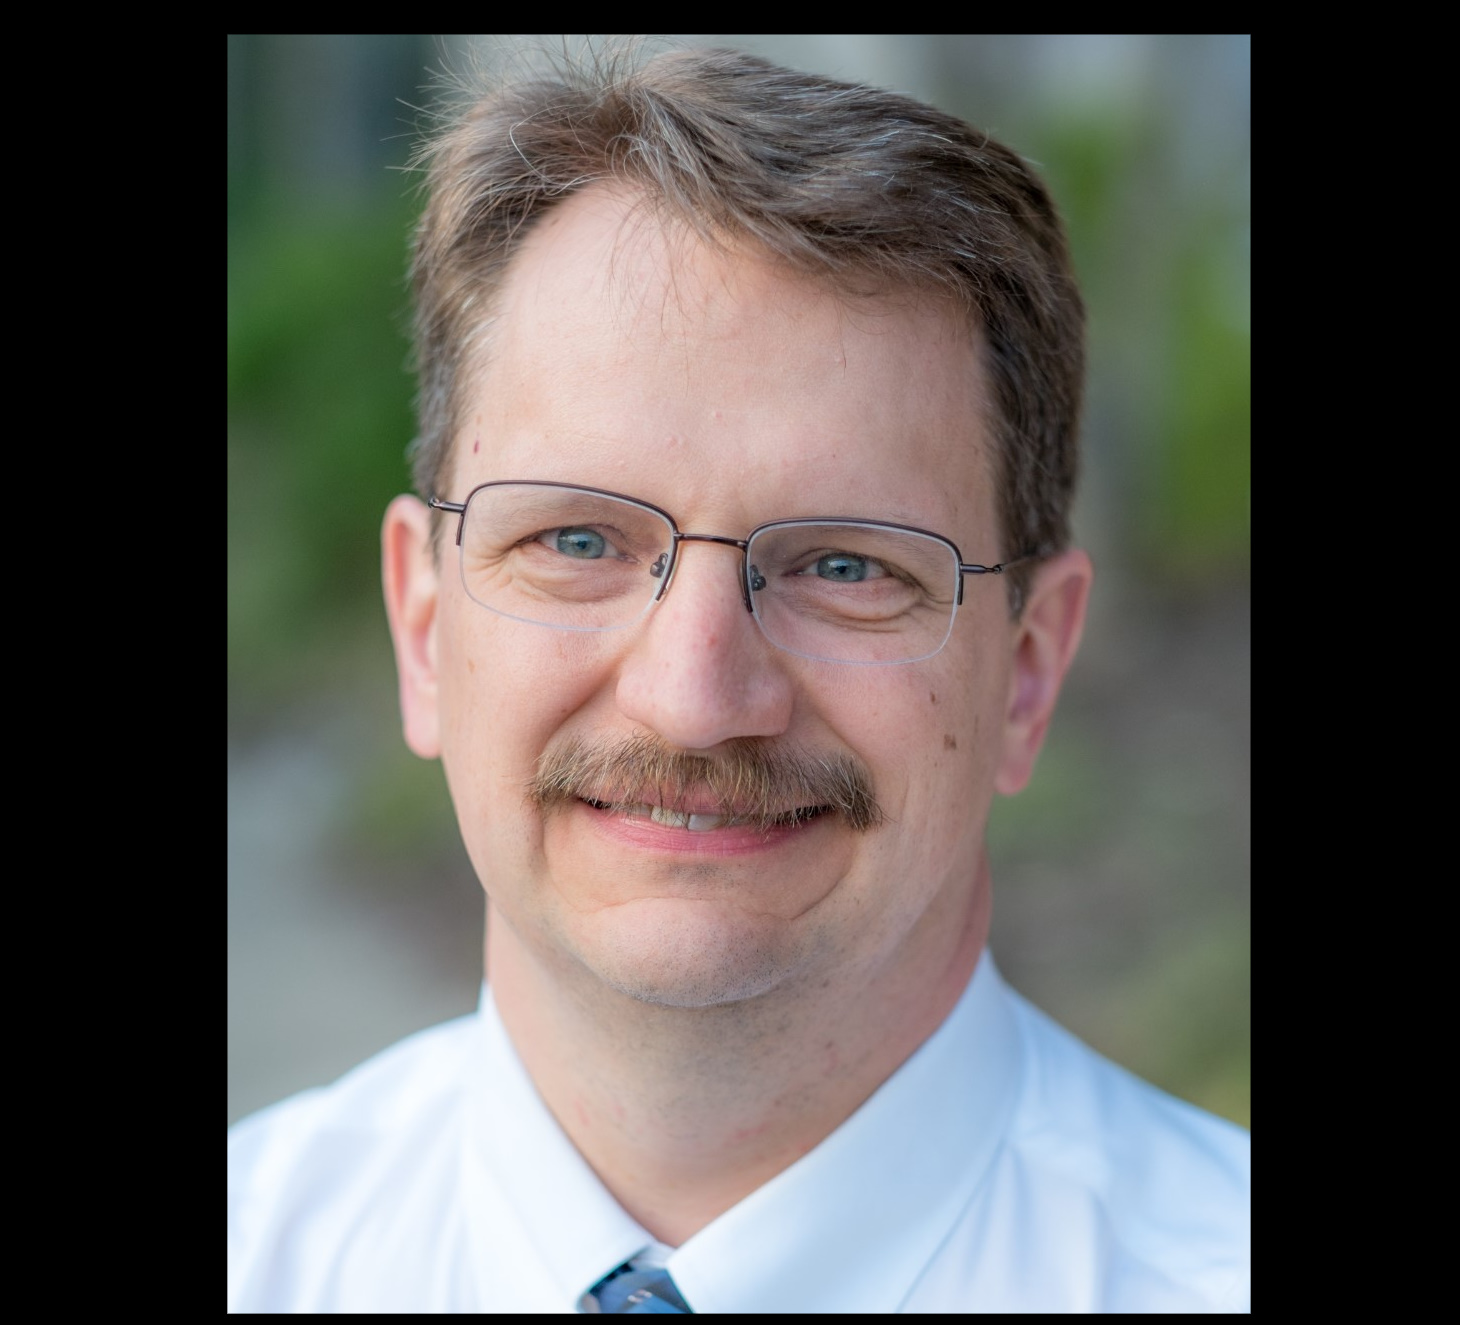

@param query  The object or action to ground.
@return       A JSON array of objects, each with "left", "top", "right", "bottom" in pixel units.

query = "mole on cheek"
[
  {"left": 929, "top": 691, "right": 938, "bottom": 705},
  {"left": 943, "top": 734, "right": 957, "bottom": 750}
]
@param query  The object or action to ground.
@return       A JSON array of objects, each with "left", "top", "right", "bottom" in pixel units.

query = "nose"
[{"left": 614, "top": 538, "right": 795, "bottom": 750}]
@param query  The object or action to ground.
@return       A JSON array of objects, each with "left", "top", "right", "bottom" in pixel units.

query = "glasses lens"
[
  {"left": 747, "top": 522, "right": 960, "bottom": 664},
  {"left": 458, "top": 484, "right": 674, "bottom": 631}
]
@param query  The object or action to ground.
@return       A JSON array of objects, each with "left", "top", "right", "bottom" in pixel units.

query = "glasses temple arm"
[
  {"left": 426, "top": 496, "right": 469, "bottom": 546},
  {"left": 958, "top": 551, "right": 1038, "bottom": 576}
]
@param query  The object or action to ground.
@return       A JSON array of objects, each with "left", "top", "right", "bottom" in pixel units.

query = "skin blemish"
[
  {"left": 468, "top": 658, "right": 476, "bottom": 674},
  {"left": 944, "top": 734, "right": 957, "bottom": 750},
  {"left": 472, "top": 438, "right": 480, "bottom": 454},
  {"left": 929, "top": 690, "right": 938, "bottom": 704},
  {"left": 729, "top": 1120, "right": 771, "bottom": 1144}
]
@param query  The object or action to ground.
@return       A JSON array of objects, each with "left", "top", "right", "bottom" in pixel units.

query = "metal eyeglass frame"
[{"left": 428, "top": 480, "right": 1032, "bottom": 664}]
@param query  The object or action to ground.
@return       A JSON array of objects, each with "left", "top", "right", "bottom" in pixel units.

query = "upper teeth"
[
  {"left": 592, "top": 800, "right": 820, "bottom": 830},
  {"left": 648, "top": 805, "right": 727, "bottom": 832}
]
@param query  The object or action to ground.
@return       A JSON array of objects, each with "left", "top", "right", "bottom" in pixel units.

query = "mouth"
[
  {"left": 528, "top": 732, "right": 882, "bottom": 834},
  {"left": 581, "top": 798, "right": 831, "bottom": 833}
]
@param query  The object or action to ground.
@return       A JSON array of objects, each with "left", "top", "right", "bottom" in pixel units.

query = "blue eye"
[
  {"left": 554, "top": 528, "right": 607, "bottom": 558},
  {"left": 815, "top": 553, "right": 873, "bottom": 581}
]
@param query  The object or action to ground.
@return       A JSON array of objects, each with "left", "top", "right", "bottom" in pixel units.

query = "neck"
[{"left": 486, "top": 856, "right": 991, "bottom": 1246}]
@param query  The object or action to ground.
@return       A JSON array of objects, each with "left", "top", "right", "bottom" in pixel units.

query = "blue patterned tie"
[{"left": 580, "top": 1260, "right": 693, "bottom": 1313}]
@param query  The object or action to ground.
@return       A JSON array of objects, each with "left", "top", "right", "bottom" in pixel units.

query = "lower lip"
[{"left": 577, "top": 800, "right": 828, "bottom": 857}]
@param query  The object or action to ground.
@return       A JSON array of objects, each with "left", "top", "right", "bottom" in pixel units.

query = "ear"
[
  {"left": 994, "top": 548, "right": 1093, "bottom": 796},
  {"left": 382, "top": 495, "right": 443, "bottom": 760}
]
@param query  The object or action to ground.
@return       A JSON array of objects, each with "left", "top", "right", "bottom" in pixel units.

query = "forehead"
[{"left": 457, "top": 185, "right": 998, "bottom": 539}]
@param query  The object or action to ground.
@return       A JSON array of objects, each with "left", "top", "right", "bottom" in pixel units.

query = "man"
[{"left": 228, "top": 45, "right": 1250, "bottom": 1313}]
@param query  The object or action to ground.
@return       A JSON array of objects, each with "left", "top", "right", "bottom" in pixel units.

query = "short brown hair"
[{"left": 408, "top": 45, "right": 1084, "bottom": 611}]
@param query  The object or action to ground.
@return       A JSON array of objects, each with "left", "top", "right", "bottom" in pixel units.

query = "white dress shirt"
[{"left": 228, "top": 953, "right": 1250, "bottom": 1312}]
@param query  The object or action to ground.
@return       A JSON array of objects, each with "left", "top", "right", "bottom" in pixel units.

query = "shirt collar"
[
  {"left": 463, "top": 951, "right": 1023, "bottom": 1314},
  {"left": 460, "top": 986, "right": 652, "bottom": 1308}
]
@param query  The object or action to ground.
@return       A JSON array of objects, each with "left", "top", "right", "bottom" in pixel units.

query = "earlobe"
[
  {"left": 382, "top": 495, "right": 443, "bottom": 760},
  {"left": 994, "top": 548, "right": 1093, "bottom": 796}
]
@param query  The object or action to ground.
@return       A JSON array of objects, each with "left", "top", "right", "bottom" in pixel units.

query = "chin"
[{"left": 573, "top": 901, "right": 814, "bottom": 1010}]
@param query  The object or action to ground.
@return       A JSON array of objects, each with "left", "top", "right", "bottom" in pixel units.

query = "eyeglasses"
[{"left": 428, "top": 481, "right": 1029, "bottom": 665}]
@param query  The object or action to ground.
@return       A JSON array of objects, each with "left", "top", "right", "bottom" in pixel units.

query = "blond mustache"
[{"left": 527, "top": 732, "right": 883, "bottom": 833}]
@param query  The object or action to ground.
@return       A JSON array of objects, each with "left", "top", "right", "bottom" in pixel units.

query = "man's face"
[{"left": 388, "top": 186, "right": 1072, "bottom": 1011}]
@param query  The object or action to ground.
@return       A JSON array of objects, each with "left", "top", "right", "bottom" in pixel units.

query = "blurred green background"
[{"left": 228, "top": 35, "right": 1249, "bottom": 1128}]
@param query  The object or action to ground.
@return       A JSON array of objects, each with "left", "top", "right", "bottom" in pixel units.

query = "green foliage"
[
  {"left": 1028, "top": 109, "right": 1250, "bottom": 591},
  {"left": 986, "top": 723, "right": 1114, "bottom": 856},
  {"left": 1094, "top": 921, "right": 1250, "bottom": 1128},
  {"left": 1140, "top": 226, "right": 1250, "bottom": 582},
  {"left": 1023, "top": 111, "right": 1137, "bottom": 268},
  {"left": 228, "top": 195, "right": 419, "bottom": 715}
]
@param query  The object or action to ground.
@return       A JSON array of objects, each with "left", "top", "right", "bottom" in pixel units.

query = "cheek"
[
  {"left": 439, "top": 608, "right": 620, "bottom": 776},
  {"left": 859, "top": 673, "right": 998, "bottom": 802},
  {"left": 439, "top": 620, "right": 621, "bottom": 883},
  {"left": 887, "top": 678, "right": 1002, "bottom": 864},
  {"left": 916, "top": 716, "right": 993, "bottom": 836}
]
